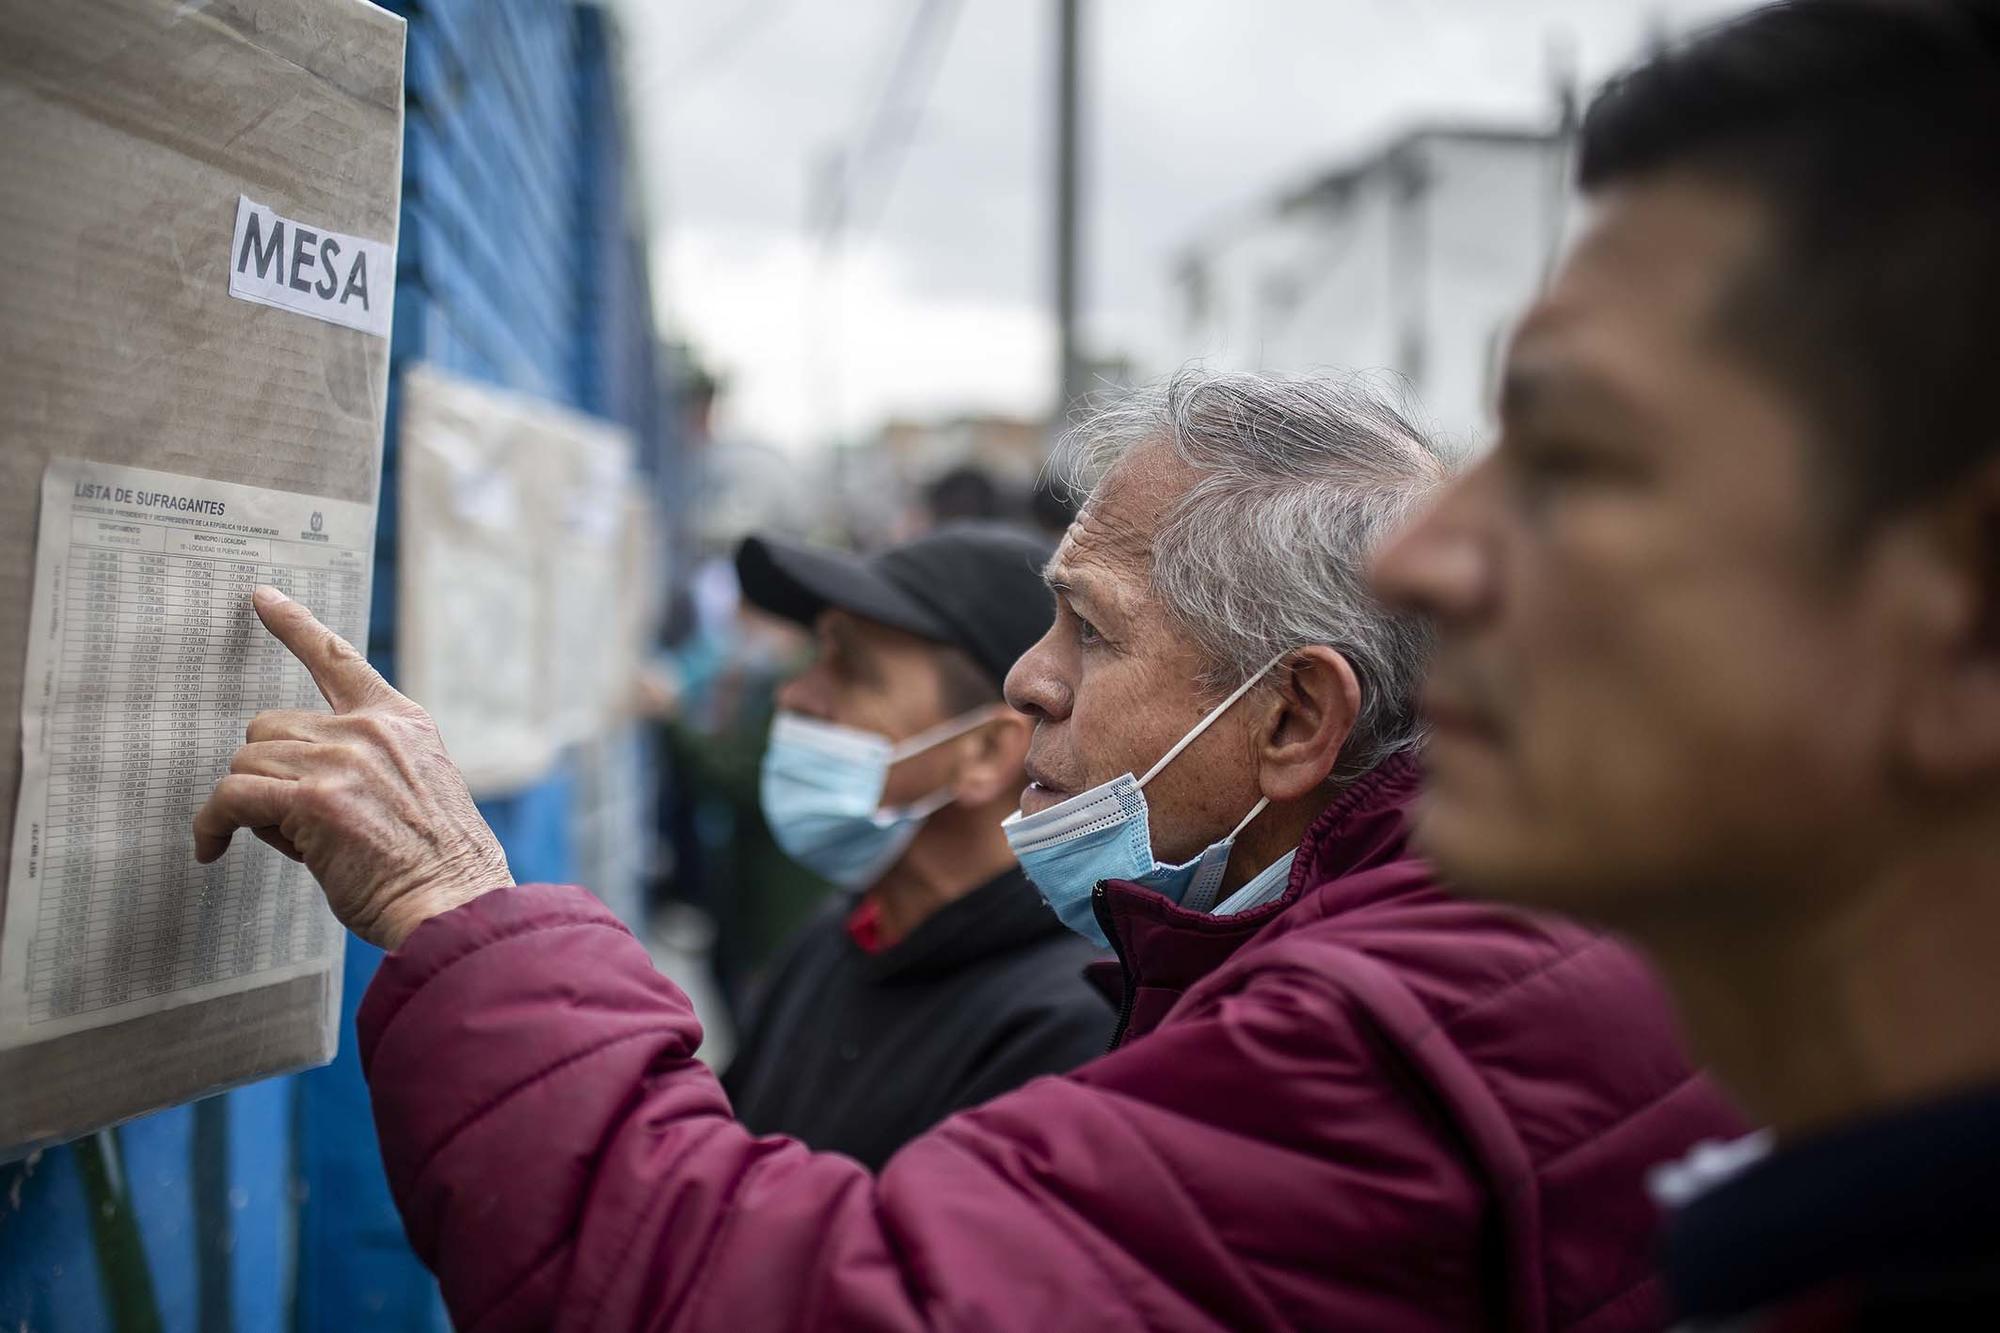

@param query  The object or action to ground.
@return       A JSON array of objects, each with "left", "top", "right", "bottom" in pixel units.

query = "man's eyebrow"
[
  {"left": 1501, "top": 356, "right": 1647, "bottom": 434},
  {"left": 1044, "top": 560, "right": 1114, "bottom": 620}
]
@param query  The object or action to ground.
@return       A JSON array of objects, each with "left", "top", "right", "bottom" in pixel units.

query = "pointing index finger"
[{"left": 251, "top": 585, "right": 393, "bottom": 714}]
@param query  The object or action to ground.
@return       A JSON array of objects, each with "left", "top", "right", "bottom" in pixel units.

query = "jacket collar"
[
  {"left": 1279, "top": 751, "right": 1427, "bottom": 915},
  {"left": 1088, "top": 754, "right": 1426, "bottom": 1033},
  {"left": 858, "top": 867, "right": 1068, "bottom": 984}
]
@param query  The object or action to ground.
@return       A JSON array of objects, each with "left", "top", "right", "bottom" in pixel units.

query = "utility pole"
[
  {"left": 1540, "top": 28, "right": 1581, "bottom": 289},
  {"left": 1054, "top": 0, "right": 1084, "bottom": 427},
  {"left": 807, "top": 145, "right": 848, "bottom": 535}
]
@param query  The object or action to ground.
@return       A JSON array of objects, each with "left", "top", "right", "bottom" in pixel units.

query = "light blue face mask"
[
  {"left": 761, "top": 707, "right": 998, "bottom": 889},
  {"left": 1002, "top": 653, "right": 1289, "bottom": 946}
]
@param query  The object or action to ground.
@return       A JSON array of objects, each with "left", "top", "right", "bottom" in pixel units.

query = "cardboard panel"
[{"left": 0, "top": 0, "right": 405, "bottom": 1158}]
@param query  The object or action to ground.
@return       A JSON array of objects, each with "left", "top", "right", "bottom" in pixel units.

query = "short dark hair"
[{"left": 1578, "top": 0, "right": 2000, "bottom": 525}]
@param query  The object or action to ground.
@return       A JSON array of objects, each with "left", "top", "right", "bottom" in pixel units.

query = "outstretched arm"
[{"left": 198, "top": 589, "right": 1482, "bottom": 1333}]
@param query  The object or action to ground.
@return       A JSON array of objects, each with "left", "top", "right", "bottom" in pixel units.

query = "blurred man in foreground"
[
  {"left": 1375, "top": 0, "right": 2000, "bottom": 1325},
  {"left": 194, "top": 370, "right": 1740, "bottom": 1331},
  {"left": 722, "top": 524, "right": 1108, "bottom": 1168}
]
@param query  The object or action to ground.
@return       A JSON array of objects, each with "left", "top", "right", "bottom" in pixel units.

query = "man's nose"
[
  {"left": 1004, "top": 628, "right": 1069, "bottom": 723},
  {"left": 1371, "top": 468, "right": 1494, "bottom": 624}
]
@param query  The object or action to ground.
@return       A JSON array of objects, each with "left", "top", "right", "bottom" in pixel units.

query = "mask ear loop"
[
  {"left": 1138, "top": 652, "right": 1289, "bottom": 912},
  {"left": 1224, "top": 794, "right": 1270, "bottom": 841},
  {"left": 887, "top": 702, "right": 1009, "bottom": 763},
  {"left": 873, "top": 785, "right": 957, "bottom": 828},
  {"left": 1182, "top": 793, "right": 1273, "bottom": 913},
  {"left": 1136, "top": 650, "right": 1293, "bottom": 789},
  {"left": 880, "top": 703, "right": 1011, "bottom": 820}
]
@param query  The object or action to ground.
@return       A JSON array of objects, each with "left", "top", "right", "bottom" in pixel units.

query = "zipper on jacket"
[{"left": 1094, "top": 883, "right": 1138, "bottom": 1052}]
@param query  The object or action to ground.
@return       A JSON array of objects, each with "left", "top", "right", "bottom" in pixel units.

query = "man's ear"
[
  {"left": 1253, "top": 646, "right": 1361, "bottom": 802},
  {"left": 950, "top": 708, "right": 1033, "bottom": 807},
  {"left": 1896, "top": 458, "right": 2000, "bottom": 784}
]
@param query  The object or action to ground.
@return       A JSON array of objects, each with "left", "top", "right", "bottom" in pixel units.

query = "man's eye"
[
  {"left": 1075, "top": 616, "right": 1102, "bottom": 647},
  {"left": 1503, "top": 437, "right": 1600, "bottom": 510}
]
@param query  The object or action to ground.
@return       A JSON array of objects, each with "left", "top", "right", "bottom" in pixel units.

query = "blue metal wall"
[
  {"left": 2, "top": 2, "right": 672, "bottom": 1328},
  {"left": 1, "top": 1082, "right": 295, "bottom": 1333},
  {"left": 306, "top": 1, "right": 670, "bottom": 1328}
]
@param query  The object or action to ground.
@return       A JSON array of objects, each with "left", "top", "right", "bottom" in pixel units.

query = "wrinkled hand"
[{"left": 193, "top": 585, "right": 514, "bottom": 950}]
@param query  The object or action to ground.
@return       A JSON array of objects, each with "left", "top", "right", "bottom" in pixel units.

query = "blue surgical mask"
[
  {"left": 1003, "top": 653, "right": 1288, "bottom": 946},
  {"left": 761, "top": 707, "right": 997, "bottom": 889}
]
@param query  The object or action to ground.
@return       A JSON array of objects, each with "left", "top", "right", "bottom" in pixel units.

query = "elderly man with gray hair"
[{"left": 195, "top": 369, "right": 1741, "bottom": 1331}]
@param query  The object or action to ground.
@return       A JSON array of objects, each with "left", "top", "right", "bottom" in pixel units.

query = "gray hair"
[{"left": 1057, "top": 367, "right": 1449, "bottom": 782}]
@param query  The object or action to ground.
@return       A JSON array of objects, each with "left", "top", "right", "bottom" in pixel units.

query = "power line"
[
  {"left": 816, "top": 0, "right": 966, "bottom": 246},
  {"left": 804, "top": 0, "right": 964, "bottom": 496},
  {"left": 639, "top": 0, "right": 796, "bottom": 109}
]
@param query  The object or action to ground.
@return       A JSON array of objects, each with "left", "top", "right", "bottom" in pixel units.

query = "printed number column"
[
  {"left": 225, "top": 557, "right": 292, "bottom": 977},
  {"left": 37, "top": 546, "right": 120, "bottom": 1019},
  {"left": 208, "top": 561, "right": 260, "bottom": 982},
  {"left": 150, "top": 548, "right": 203, "bottom": 997},
  {"left": 181, "top": 551, "right": 233, "bottom": 990},
  {"left": 260, "top": 565, "right": 301, "bottom": 966},
  {"left": 299, "top": 562, "right": 346, "bottom": 959},
  {"left": 98, "top": 549, "right": 169, "bottom": 1008}
]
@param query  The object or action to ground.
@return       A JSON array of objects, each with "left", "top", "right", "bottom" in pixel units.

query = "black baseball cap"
[{"left": 736, "top": 522, "right": 1057, "bottom": 690}]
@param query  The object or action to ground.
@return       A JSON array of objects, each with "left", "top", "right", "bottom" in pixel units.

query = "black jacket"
[
  {"left": 721, "top": 867, "right": 1111, "bottom": 1169},
  {"left": 1665, "top": 1083, "right": 2000, "bottom": 1328}
]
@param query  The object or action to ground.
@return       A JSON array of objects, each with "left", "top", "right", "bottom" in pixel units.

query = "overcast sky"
[{"left": 612, "top": 0, "right": 1759, "bottom": 453}]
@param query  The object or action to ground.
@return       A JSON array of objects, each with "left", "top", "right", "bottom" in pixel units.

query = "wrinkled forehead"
[{"left": 1048, "top": 441, "right": 1195, "bottom": 611}]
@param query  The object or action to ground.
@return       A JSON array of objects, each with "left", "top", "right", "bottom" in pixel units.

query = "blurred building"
[
  {"left": 796, "top": 412, "right": 1041, "bottom": 544},
  {"left": 879, "top": 413, "right": 1047, "bottom": 490},
  {"left": 1171, "top": 124, "right": 1573, "bottom": 452}
]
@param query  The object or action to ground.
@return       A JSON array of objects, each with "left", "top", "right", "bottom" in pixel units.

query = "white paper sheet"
[
  {"left": 0, "top": 460, "right": 372, "bottom": 1050},
  {"left": 396, "top": 365, "right": 560, "bottom": 795},
  {"left": 396, "top": 363, "right": 637, "bottom": 794},
  {"left": 544, "top": 424, "right": 634, "bottom": 747}
]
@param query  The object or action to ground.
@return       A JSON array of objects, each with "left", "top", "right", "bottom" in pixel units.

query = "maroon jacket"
[{"left": 357, "top": 756, "right": 1743, "bottom": 1332}]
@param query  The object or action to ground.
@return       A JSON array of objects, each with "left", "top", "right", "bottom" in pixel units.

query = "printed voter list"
[{"left": 1, "top": 459, "right": 377, "bottom": 1049}]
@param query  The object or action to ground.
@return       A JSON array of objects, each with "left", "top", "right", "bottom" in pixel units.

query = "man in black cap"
[{"left": 720, "top": 521, "right": 1110, "bottom": 1168}]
